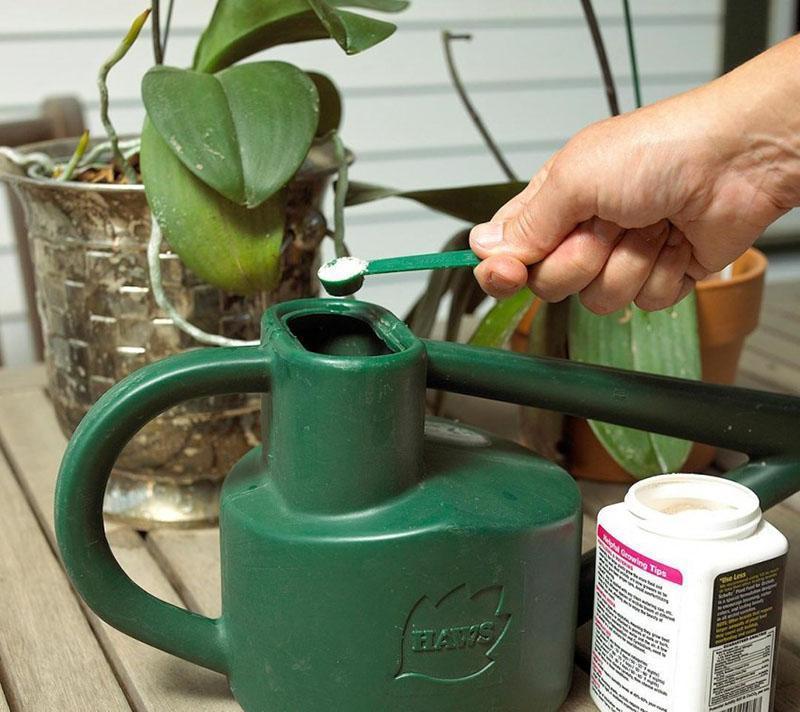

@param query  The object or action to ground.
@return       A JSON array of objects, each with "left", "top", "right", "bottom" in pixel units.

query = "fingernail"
[
  {"left": 471, "top": 222, "right": 504, "bottom": 250},
  {"left": 488, "top": 271, "right": 517, "bottom": 291}
]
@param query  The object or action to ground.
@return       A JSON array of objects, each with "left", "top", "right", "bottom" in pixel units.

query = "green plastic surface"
[
  {"left": 365, "top": 248, "right": 480, "bottom": 275},
  {"left": 320, "top": 249, "right": 479, "bottom": 296},
  {"left": 54, "top": 298, "right": 800, "bottom": 711}
]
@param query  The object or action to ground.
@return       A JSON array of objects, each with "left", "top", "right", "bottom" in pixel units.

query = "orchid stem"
[
  {"left": 162, "top": 0, "right": 175, "bottom": 58},
  {"left": 442, "top": 30, "right": 518, "bottom": 181},
  {"left": 579, "top": 0, "right": 620, "bottom": 117},
  {"left": 151, "top": 0, "right": 163, "bottom": 64},
  {"left": 622, "top": 0, "right": 642, "bottom": 108},
  {"left": 332, "top": 133, "right": 349, "bottom": 259}
]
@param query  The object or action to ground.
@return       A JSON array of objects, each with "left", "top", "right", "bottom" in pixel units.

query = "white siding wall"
[{"left": 0, "top": 0, "right": 726, "bottom": 365}]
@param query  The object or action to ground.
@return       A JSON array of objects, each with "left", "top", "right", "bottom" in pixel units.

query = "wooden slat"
[
  {"left": 760, "top": 305, "right": 800, "bottom": 329},
  {"left": 0, "top": 387, "right": 239, "bottom": 711},
  {"left": 766, "top": 501, "right": 800, "bottom": 711},
  {"left": 736, "top": 368, "right": 793, "bottom": 395},
  {"left": 147, "top": 529, "right": 222, "bottom": 618},
  {"left": 0, "top": 386, "right": 121, "bottom": 536},
  {"left": 749, "top": 329, "right": 800, "bottom": 370},
  {"left": 739, "top": 349, "right": 800, "bottom": 394},
  {"left": 762, "top": 504, "right": 800, "bottom": 657},
  {"left": 99, "top": 529, "right": 238, "bottom": 712},
  {"left": 0, "top": 364, "right": 46, "bottom": 393},
  {"left": 758, "top": 309, "right": 800, "bottom": 341},
  {"left": 0, "top": 451, "right": 130, "bottom": 711},
  {"left": 776, "top": 647, "right": 800, "bottom": 711},
  {"left": 761, "top": 281, "right": 800, "bottom": 308}
]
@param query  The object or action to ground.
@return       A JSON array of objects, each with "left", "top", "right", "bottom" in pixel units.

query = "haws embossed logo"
[
  {"left": 410, "top": 621, "right": 496, "bottom": 652},
  {"left": 395, "top": 584, "right": 511, "bottom": 682}
]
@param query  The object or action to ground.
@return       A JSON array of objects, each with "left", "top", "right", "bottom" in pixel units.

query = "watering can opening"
[
  {"left": 287, "top": 312, "right": 394, "bottom": 357},
  {"left": 260, "top": 300, "right": 428, "bottom": 514}
]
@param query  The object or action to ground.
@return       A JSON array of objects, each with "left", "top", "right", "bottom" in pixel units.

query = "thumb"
[{"left": 470, "top": 159, "right": 596, "bottom": 266}]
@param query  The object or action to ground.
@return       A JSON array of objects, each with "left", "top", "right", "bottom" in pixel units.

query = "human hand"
[{"left": 470, "top": 37, "right": 800, "bottom": 313}]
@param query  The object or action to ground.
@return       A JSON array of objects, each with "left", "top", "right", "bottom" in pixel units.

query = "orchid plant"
[
  {"left": 13, "top": 0, "right": 407, "bottom": 298},
  {"left": 139, "top": 0, "right": 408, "bottom": 295}
]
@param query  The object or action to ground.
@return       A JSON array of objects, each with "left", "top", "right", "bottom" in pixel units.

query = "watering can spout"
[{"left": 260, "top": 300, "right": 427, "bottom": 514}]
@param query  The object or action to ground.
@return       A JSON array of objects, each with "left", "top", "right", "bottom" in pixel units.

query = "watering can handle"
[
  {"left": 424, "top": 339, "right": 800, "bottom": 468},
  {"left": 54, "top": 346, "right": 271, "bottom": 675}
]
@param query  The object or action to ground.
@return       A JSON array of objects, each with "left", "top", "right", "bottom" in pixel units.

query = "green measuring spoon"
[{"left": 318, "top": 249, "right": 480, "bottom": 296}]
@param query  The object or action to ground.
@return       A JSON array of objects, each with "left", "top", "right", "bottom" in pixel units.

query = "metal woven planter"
[{"left": 1, "top": 137, "right": 338, "bottom": 529}]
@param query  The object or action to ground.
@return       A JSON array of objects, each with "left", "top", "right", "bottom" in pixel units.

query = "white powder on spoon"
[{"left": 318, "top": 257, "right": 368, "bottom": 283}]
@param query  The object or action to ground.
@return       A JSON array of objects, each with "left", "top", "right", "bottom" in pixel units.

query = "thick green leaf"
[
  {"left": 306, "top": 71, "right": 342, "bottom": 136},
  {"left": 306, "top": 0, "right": 396, "bottom": 54},
  {"left": 521, "top": 300, "right": 569, "bottom": 463},
  {"left": 194, "top": 0, "right": 405, "bottom": 73},
  {"left": 631, "top": 294, "right": 700, "bottom": 470},
  {"left": 346, "top": 180, "right": 526, "bottom": 224},
  {"left": 142, "top": 62, "right": 318, "bottom": 208},
  {"left": 141, "top": 120, "right": 285, "bottom": 295},
  {"left": 568, "top": 295, "right": 701, "bottom": 477},
  {"left": 469, "top": 289, "right": 534, "bottom": 348},
  {"left": 569, "top": 300, "right": 660, "bottom": 475}
]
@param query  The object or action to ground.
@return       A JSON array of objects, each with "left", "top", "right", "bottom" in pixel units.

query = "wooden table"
[{"left": 0, "top": 282, "right": 798, "bottom": 711}]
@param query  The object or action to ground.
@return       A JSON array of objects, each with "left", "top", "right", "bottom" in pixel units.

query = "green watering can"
[{"left": 55, "top": 298, "right": 800, "bottom": 712}]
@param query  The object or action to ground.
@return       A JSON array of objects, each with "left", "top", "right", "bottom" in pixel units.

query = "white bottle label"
[
  {"left": 706, "top": 556, "right": 786, "bottom": 712},
  {"left": 591, "top": 524, "right": 683, "bottom": 712}
]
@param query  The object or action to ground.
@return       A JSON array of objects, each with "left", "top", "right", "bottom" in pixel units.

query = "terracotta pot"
[{"left": 513, "top": 247, "right": 768, "bottom": 482}]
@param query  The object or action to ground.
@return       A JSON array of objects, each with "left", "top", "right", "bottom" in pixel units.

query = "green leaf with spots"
[
  {"left": 306, "top": 0, "right": 398, "bottom": 54},
  {"left": 193, "top": 0, "right": 406, "bottom": 73},
  {"left": 630, "top": 294, "right": 701, "bottom": 471},
  {"left": 142, "top": 62, "right": 318, "bottom": 208},
  {"left": 568, "top": 293, "right": 700, "bottom": 477},
  {"left": 141, "top": 119, "right": 285, "bottom": 295},
  {"left": 306, "top": 71, "right": 342, "bottom": 136}
]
